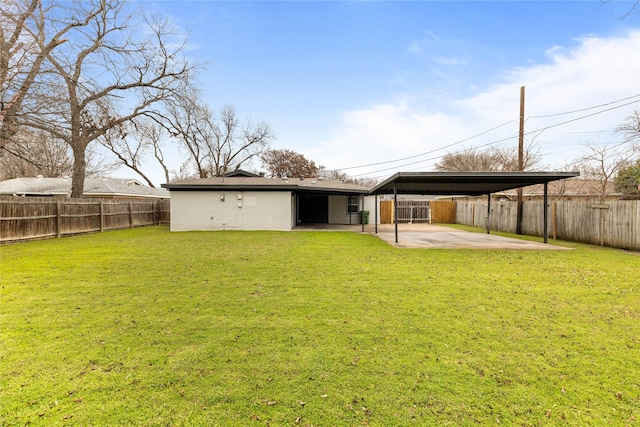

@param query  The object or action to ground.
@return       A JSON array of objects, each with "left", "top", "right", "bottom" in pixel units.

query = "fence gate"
[
  {"left": 379, "top": 200, "right": 431, "bottom": 224},
  {"left": 430, "top": 201, "right": 456, "bottom": 223},
  {"left": 396, "top": 200, "right": 430, "bottom": 223},
  {"left": 380, "top": 200, "right": 393, "bottom": 224}
]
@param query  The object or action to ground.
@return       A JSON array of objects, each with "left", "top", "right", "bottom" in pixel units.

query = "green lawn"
[{"left": 1, "top": 226, "right": 638, "bottom": 426}]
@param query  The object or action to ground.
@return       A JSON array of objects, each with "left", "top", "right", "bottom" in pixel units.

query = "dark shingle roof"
[{"left": 163, "top": 176, "right": 371, "bottom": 195}]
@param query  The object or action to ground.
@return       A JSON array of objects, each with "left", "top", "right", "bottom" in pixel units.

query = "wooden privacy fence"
[
  {"left": 379, "top": 200, "right": 432, "bottom": 224},
  {"left": 456, "top": 199, "right": 640, "bottom": 251},
  {"left": 430, "top": 201, "right": 456, "bottom": 223},
  {"left": 1, "top": 197, "right": 170, "bottom": 244},
  {"left": 380, "top": 200, "right": 393, "bottom": 224},
  {"left": 396, "top": 200, "right": 430, "bottom": 223}
]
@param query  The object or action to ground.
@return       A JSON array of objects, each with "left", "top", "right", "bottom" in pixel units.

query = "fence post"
[
  {"left": 486, "top": 194, "right": 491, "bottom": 234},
  {"left": 470, "top": 203, "right": 475, "bottom": 227},
  {"left": 552, "top": 202, "right": 557, "bottom": 240},
  {"left": 129, "top": 201, "right": 134, "bottom": 228},
  {"left": 56, "top": 200, "right": 62, "bottom": 238},
  {"left": 100, "top": 201, "right": 104, "bottom": 232}
]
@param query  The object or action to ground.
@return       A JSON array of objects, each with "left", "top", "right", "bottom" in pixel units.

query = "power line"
[
  {"left": 528, "top": 93, "right": 640, "bottom": 119},
  {"left": 335, "top": 120, "right": 517, "bottom": 172},
  {"left": 529, "top": 99, "right": 638, "bottom": 132},
  {"left": 350, "top": 136, "right": 518, "bottom": 178},
  {"left": 337, "top": 96, "right": 639, "bottom": 176}
]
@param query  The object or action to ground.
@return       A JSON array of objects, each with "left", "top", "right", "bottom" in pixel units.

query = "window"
[{"left": 347, "top": 196, "right": 359, "bottom": 213}]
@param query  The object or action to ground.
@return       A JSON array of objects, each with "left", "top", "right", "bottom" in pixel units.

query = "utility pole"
[{"left": 516, "top": 86, "right": 525, "bottom": 235}]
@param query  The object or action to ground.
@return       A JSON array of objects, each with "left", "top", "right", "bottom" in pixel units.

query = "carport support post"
[
  {"left": 486, "top": 193, "right": 491, "bottom": 234},
  {"left": 361, "top": 194, "right": 364, "bottom": 232},
  {"left": 394, "top": 182, "right": 398, "bottom": 243},
  {"left": 543, "top": 182, "right": 548, "bottom": 243},
  {"left": 374, "top": 194, "right": 378, "bottom": 234}
]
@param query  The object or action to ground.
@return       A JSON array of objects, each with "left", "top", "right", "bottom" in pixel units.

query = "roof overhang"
[
  {"left": 369, "top": 171, "right": 580, "bottom": 196},
  {"left": 162, "top": 181, "right": 369, "bottom": 196}
]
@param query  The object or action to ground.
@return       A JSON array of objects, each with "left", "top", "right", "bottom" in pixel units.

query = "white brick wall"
[{"left": 170, "top": 190, "right": 293, "bottom": 231}]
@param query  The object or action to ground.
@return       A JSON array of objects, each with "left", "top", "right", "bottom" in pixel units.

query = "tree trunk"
[{"left": 70, "top": 145, "right": 86, "bottom": 198}]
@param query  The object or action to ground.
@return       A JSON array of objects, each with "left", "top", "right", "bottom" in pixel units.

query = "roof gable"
[{"left": 221, "top": 170, "right": 262, "bottom": 177}]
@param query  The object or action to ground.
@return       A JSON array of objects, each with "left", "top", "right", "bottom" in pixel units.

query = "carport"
[{"left": 368, "top": 171, "right": 580, "bottom": 244}]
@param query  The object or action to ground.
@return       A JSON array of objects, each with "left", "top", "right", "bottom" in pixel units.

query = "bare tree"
[
  {"left": 577, "top": 141, "right": 634, "bottom": 201},
  {"left": 319, "top": 168, "right": 378, "bottom": 187},
  {"left": 601, "top": 0, "right": 640, "bottom": 19},
  {"left": 567, "top": 112, "right": 640, "bottom": 201},
  {"left": 100, "top": 117, "right": 170, "bottom": 187},
  {"left": 261, "top": 149, "right": 321, "bottom": 178},
  {"left": 0, "top": 127, "right": 116, "bottom": 179},
  {"left": 148, "top": 123, "right": 171, "bottom": 185},
  {"left": 1, "top": 0, "right": 78, "bottom": 147},
  {"left": 5, "top": 0, "right": 195, "bottom": 196},
  {"left": 435, "top": 143, "right": 542, "bottom": 172},
  {"left": 165, "top": 94, "right": 217, "bottom": 178},
  {"left": 165, "top": 93, "right": 274, "bottom": 177},
  {"left": 0, "top": 128, "right": 73, "bottom": 178},
  {"left": 617, "top": 110, "right": 640, "bottom": 151}
]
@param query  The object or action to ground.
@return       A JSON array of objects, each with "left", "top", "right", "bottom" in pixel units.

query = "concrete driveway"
[{"left": 369, "top": 223, "right": 571, "bottom": 250}]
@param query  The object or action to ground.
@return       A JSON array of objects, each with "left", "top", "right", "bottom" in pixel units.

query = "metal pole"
[
  {"left": 361, "top": 194, "right": 364, "bottom": 232},
  {"left": 486, "top": 193, "right": 491, "bottom": 234},
  {"left": 374, "top": 194, "right": 378, "bottom": 234},
  {"left": 394, "top": 182, "right": 398, "bottom": 243},
  {"left": 516, "top": 86, "right": 525, "bottom": 235},
  {"left": 543, "top": 182, "right": 548, "bottom": 243}
]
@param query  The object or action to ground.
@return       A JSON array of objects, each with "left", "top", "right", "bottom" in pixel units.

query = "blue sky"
[{"left": 135, "top": 1, "right": 640, "bottom": 183}]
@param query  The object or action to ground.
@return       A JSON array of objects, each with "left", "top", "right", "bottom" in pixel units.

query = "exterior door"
[{"left": 298, "top": 195, "right": 328, "bottom": 223}]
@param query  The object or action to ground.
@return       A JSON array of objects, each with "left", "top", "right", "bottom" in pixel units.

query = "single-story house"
[
  {"left": 0, "top": 177, "right": 169, "bottom": 199},
  {"left": 163, "top": 171, "right": 580, "bottom": 240},
  {"left": 163, "top": 176, "right": 374, "bottom": 231}
]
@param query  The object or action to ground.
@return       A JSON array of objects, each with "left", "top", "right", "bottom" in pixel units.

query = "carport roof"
[{"left": 369, "top": 171, "right": 580, "bottom": 196}]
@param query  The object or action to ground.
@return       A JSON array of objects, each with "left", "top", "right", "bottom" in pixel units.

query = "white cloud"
[{"left": 313, "top": 29, "right": 640, "bottom": 177}]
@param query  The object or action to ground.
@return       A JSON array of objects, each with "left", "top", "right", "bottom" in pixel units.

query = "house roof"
[
  {"left": 369, "top": 171, "right": 580, "bottom": 196},
  {"left": 0, "top": 177, "right": 169, "bottom": 198},
  {"left": 497, "top": 177, "right": 619, "bottom": 198},
  {"left": 162, "top": 176, "right": 371, "bottom": 195},
  {"left": 222, "top": 170, "right": 262, "bottom": 177}
]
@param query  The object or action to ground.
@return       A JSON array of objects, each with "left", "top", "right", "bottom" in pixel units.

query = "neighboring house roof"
[
  {"left": 221, "top": 170, "right": 262, "bottom": 177},
  {"left": 509, "top": 178, "right": 620, "bottom": 198},
  {"left": 163, "top": 176, "right": 371, "bottom": 195},
  {"left": 0, "top": 177, "right": 169, "bottom": 199}
]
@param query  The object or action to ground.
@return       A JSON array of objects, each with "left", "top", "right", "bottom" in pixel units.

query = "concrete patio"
[{"left": 295, "top": 223, "right": 571, "bottom": 250}]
